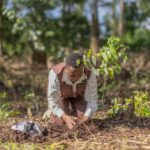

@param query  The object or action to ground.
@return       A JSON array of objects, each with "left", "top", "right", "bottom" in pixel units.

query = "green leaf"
[
  {"left": 101, "top": 52, "right": 108, "bottom": 62},
  {"left": 91, "top": 55, "right": 96, "bottom": 66},
  {"left": 45, "top": 31, "right": 55, "bottom": 37},
  {"left": 108, "top": 67, "right": 114, "bottom": 79},
  {"left": 87, "top": 49, "right": 93, "bottom": 58},
  {"left": 76, "top": 59, "right": 81, "bottom": 66}
]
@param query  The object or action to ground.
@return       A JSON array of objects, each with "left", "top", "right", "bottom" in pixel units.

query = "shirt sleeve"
[
  {"left": 47, "top": 69, "right": 64, "bottom": 118},
  {"left": 84, "top": 71, "right": 98, "bottom": 117}
]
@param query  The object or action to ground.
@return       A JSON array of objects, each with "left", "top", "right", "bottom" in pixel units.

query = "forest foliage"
[{"left": 1, "top": 0, "right": 150, "bottom": 57}]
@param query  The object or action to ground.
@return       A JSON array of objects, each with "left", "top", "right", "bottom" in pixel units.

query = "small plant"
[
  {"left": 0, "top": 92, "right": 20, "bottom": 120},
  {"left": 108, "top": 91, "right": 150, "bottom": 118},
  {"left": 134, "top": 91, "right": 150, "bottom": 117},
  {"left": 45, "top": 143, "right": 66, "bottom": 150},
  {"left": 1, "top": 142, "right": 38, "bottom": 150},
  {"left": 0, "top": 108, "right": 20, "bottom": 120},
  {"left": 83, "top": 36, "right": 127, "bottom": 103},
  {"left": 0, "top": 92, "right": 8, "bottom": 99},
  {"left": 0, "top": 142, "right": 66, "bottom": 150},
  {"left": 83, "top": 36, "right": 127, "bottom": 78},
  {"left": 23, "top": 91, "right": 35, "bottom": 101}
]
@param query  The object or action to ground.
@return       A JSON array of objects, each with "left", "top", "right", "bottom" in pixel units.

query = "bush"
[
  {"left": 0, "top": 92, "right": 20, "bottom": 120},
  {"left": 83, "top": 36, "right": 127, "bottom": 102},
  {"left": 83, "top": 36, "right": 127, "bottom": 79},
  {"left": 123, "top": 29, "right": 150, "bottom": 50},
  {"left": 108, "top": 91, "right": 150, "bottom": 118}
]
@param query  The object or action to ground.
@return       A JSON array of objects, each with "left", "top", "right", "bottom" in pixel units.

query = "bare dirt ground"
[
  {"left": 0, "top": 112, "right": 150, "bottom": 150},
  {"left": 0, "top": 51, "right": 150, "bottom": 149}
]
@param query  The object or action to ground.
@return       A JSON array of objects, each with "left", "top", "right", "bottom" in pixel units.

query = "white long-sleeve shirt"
[{"left": 47, "top": 68, "right": 98, "bottom": 118}]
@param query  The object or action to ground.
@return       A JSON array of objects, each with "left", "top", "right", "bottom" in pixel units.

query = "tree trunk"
[
  {"left": 31, "top": 50, "right": 47, "bottom": 65},
  {"left": 0, "top": 0, "right": 3, "bottom": 55},
  {"left": 90, "top": 0, "right": 99, "bottom": 53},
  {"left": 118, "top": 0, "right": 124, "bottom": 37},
  {"left": 112, "top": 0, "right": 118, "bottom": 36}
]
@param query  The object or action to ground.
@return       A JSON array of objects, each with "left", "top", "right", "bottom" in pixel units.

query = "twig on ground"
[{"left": 81, "top": 122, "right": 97, "bottom": 140}]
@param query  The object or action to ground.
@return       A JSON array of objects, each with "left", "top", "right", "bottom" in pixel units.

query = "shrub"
[
  {"left": 0, "top": 92, "right": 20, "bottom": 120},
  {"left": 83, "top": 36, "right": 127, "bottom": 103},
  {"left": 108, "top": 91, "right": 150, "bottom": 118}
]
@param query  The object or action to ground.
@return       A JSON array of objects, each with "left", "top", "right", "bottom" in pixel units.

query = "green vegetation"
[
  {"left": 0, "top": 142, "right": 66, "bottom": 150},
  {"left": 1, "top": 0, "right": 150, "bottom": 58},
  {"left": 108, "top": 91, "right": 150, "bottom": 118},
  {"left": 83, "top": 37, "right": 127, "bottom": 103},
  {"left": 0, "top": 92, "right": 20, "bottom": 120},
  {"left": 84, "top": 37, "right": 127, "bottom": 78},
  {"left": 0, "top": 0, "right": 150, "bottom": 149}
]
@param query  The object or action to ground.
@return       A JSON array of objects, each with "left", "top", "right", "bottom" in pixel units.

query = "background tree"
[
  {"left": 118, "top": 0, "right": 124, "bottom": 37},
  {"left": 112, "top": 0, "right": 118, "bottom": 36},
  {"left": 0, "top": 0, "right": 2, "bottom": 55},
  {"left": 2, "top": 0, "right": 90, "bottom": 60},
  {"left": 89, "top": 0, "right": 100, "bottom": 53},
  {"left": 1, "top": 0, "right": 150, "bottom": 59}
]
